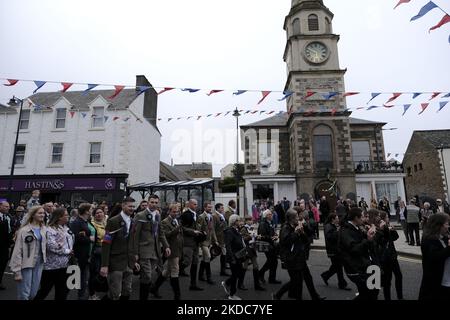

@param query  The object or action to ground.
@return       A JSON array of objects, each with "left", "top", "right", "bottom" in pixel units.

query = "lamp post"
[
  {"left": 7, "top": 96, "right": 25, "bottom": 202},
  {"left": 232, "top": 108, "right": 241, "bottom": 214}
]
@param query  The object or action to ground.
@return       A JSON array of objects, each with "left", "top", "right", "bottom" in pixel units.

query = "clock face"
[{"left": 305, "top": 42, "right": 329, "bottom": 64}]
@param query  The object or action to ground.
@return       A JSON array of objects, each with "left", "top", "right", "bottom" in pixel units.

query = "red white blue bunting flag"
[
  {"left": 394, "top": 0, "right": 411, "bottom": 9},
  {"left": 108, "top": 85, "right": 125, "bottom": 99},
  {"left": 257, "top": 91, "right": 271, "bottom": 105},
  {"left": 207, "top": 90, "right": 223, "bottom": 96},
  {"left": 3, "top": 79, "right": 19, "bottom": 86},
  {"left": 61, "top": 82, "right": 73, "bottom": 93},
  {"left": 33, "top": 81, "right": 46, "bottom": 94},
  {"left": 158, "top": 87, "right": 175, "bottom": 95},
  {"left": 419, "top": 103, "right": 430, "bottom": 114},
  {"left": 438, "top": 101, "right": 449, "bottom": 112}
]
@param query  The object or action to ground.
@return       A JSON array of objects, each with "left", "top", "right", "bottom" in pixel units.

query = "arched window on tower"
[
  {"left": 308, "top": 14, "right": 319, "bottom": 31},
  {"left": 325, "top": 17, "right": 332, "bottom": 33},
  {"left": 292, "top": 18, "right": 301, "bottom": 35},
  {"left": 313, "top": 125, "right": 334, "bottom": 170}
]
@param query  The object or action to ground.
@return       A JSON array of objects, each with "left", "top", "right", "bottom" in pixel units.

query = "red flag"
[
  {"left": 251, "top": 110, "right": 258, "bottom": 114},
  {"left": 429, "top": 15, "right": 450, "bottom": 32},
  {"left": 214, "top": 113, "right": 222, "bottom": 117},
  {"left": 394, "top": 0, "right": 411, "bottom": 9},
  {"left": 419, "top": 103, "right": 429, "bottom": 115},
  {"left": 113, "top": 116, "right": 120, "bottom": 121},
  {"left": 61, "top": 82, "right": 73, "bottom": 92},
  {"left": 305, "top": 91, "right": 316, "bottom": 99},
  {"left": 383, "top": 104, "right": 396, "bottom": 108},
  {"left": 385, "top": 93, "right": 402, "bottom": 105},
  {"left": 343, "top": 92, "right": 359, "bottom": 97},
  {"left": 429, "top": 92, "right": 441, "bottom": 101},
  {"left": 257, "top": 91, "right": 271, "bottom": 105},
  {"left": 266, "top": 111, "right": 275, "bottom": 115},
  {"left": 331, "top": 108, "right": 337, "bottom": 116},
  {"left": 3, "top": 79, "right": 19, "bottom": 86},
  {"left": 108, "top": 85, "right": 125, "bottom": 99},
  {"left": 197, "top": 116, "right": 202, "bottom": 120},
  {"left": 287, "top": 106, "right": 294, "bottom": 116},
  {"left": 158, "top": 87, "right": 175, "bottom": 95},
  {"left": 69, "top": 111, "right": 75, "bottom": 118},
  {"left": 207, "top": 90, "right": 224, "bottom": 96}
]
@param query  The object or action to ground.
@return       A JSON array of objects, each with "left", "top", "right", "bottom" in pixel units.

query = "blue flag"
[
  {"left": 182, "top": 88, "right": 200, "bottom": 93},
  {"left": 442, "top": 93, "right": 450, "bottom": 98},
  {"left": 402, "top": 104, "right": 412, "bottom": 116},
  {"left": 438, "top": 101, "right": 449, "bottom": 112},
  {"left": 367, "top": 106, "right": 379, "bottom": 110},
  {"left": 83, "top": 84, "right": 98, "bottom": 95},
  {"left": 367, "top": 93, "right": 381, "bottom": 104},
  {"left": 410, "top": 1, "right": 438, "bottom": 21},
  {"left": 33, "top": 81, "right": 46, "bottom": 94},
  {"left": 136, "top": 86, "right": 151, "bottom": 97},
  {"left": 412, "top": 92, "right": 422, "bottom": 99},
  {"left": 233, "top": 90, "right": 247, "bottom": 96},
  {"left": 278, "top": 91, "right": 294, "bottom": 101},
  {"left": 323, "top": 92, "right": 339, "bottom": 100}
]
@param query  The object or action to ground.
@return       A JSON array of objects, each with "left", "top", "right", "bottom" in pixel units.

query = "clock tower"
[{"left": 284, "top": 0, "right": 356, "bottom": 202}]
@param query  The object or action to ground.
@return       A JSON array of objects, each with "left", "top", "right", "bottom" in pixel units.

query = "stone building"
[
  {"left": 403, "top": 130, "right": 450, "bottom": 202},
  {"left": 173, "top": 162, "right": 213, "bottom": 179},
  {"left": 241, "top": 0, "right": 405, "bottom": 213}
]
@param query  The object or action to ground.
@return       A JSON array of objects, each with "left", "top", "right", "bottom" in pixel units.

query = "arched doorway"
[{"left": 315, "top": 180, "right": 340, "bottom": 213}]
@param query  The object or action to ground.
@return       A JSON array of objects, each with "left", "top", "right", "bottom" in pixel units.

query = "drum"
[{"left": 255, "top": 241, "right": 271, "bottom": 252}]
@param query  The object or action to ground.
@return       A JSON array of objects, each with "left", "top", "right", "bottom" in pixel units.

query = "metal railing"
[{"left": 354, "top": 161, "right": 404, "bottom": 174}]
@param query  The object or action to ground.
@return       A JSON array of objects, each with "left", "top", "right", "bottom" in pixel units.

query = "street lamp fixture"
[
  {"left": 232, "top": 108, "right": 241, "bottom": 214},
  {"left": 7, "top": 96, "right": 25, "bottom": 203}
]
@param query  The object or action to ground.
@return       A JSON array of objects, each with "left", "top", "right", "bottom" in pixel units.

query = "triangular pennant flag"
[
  {"left": 266, "top": 111, "right": 275, "bottom": 115},
  {"left": 81, "top": 112, "right": 87, "bottom": 118},
  {"left": 187, "top": 116, "right": 192, "bottom": 120},
  {"left": 430, "top": 15, "right": 450, "bottom": 31},
  {"left": 323, "top": 92, "right": 339, "bottom": 100},
  {"left": 177, "top": 117, "right": 182, "bottom": 120},
  {"left": 3, "top": 79, "right": 19, "bottom": 86},
  {"left": 168, "top": 118, "right": 173, "bottom": 122},
  {"left": 214, "top": 113, "right": 222, "bottom": 117},
  {"left": 343, "top": 92, "right": 359, "bottom": 97},
  {"left": 33, "top": 81, "right": 46, "bottom": 93},
  {"left": 34, "top": 105, "right": 42, "bottom": 111},
  {"left": 411, "top": 1, "right": 438, "bottom": 21},
  {"left": 442, "top": 93, "right": 450, "bottom": 98},
  {"left": 157, "top": 87, "right": 175, "bottom": 95},
  {"left": 69, "top": 111, "right": 75, "bottom": 118},
  {"left": 104, "top": 116, "right": 109, "bottom": 123},
  {"left": 419, "top": 103, "right": 429, "bottom": 115},
  {"left": 250, "top": 110, "right": 258, "bottom": 114},
  {"left": 182, "top": 88, "right": 200, "bottom": 93},
  {"left": 108, "top": 85, "right": 125, "bottom": 99},
  {"left": 429, "top": 92, "right": 441, "bottom": 101},
  {"left": 402, "top": 104, "right": 412, "bottom": 116},
  {"left": 356, "top": 107, "right": 365, "bottom": 110},
  {"left": 259, "top": 111, "right": 266, "bottom": 115},
  {"left": 438, "top": 101, "right": 449, "bottom": 112},
  {"left": 123, "top": 117, "right": 130, "bottom": 122},
  {"left": 305, "top": 91, "right": 316, "bottom": 99},
  {"left": 245, "top": 110, "right": 251, "bottom": 114},
  {"left": 412, "top": 92, "right": 422, "bottom": 99},
  {"left": 385, "top": 93, "right": 402, "bottom": 105},
  {"left": 394, "top": 0, "right": 411, "bottom": 9},
  {"left": 367, "top": 106, "right": 380, "bottom": 110},
  {"left": 278, "top": 91, "right": 294, "bottom": 101},
  {"left": 383, "top": 104, "right": 396, "bottom": 108},
  {"left": 207, "top": 90, "right": 223, "bottom": 96},
  {"left": 233, "top": 90, "right": 247, "bottom": 96},
  {"left": 83, "top": 84, "right": 98, "bottom": 95},
  {"left": 136, "top": 86, "right": 151, "bottom": 97},
  {"left": 61, "top": 82, "right": 73, "bottom": 93},
  {"left": 113, "top": 116, "right": 120, "bottom": 121},
  {"left": 367, "top": 93, "right": 381, "bottom": 104},
  {"left": 197, "top": 116, "right": 202, "bottom": 120},
  {"left": 278, "top": 111, "right": 284, "bottom": 114},
  {"left": 224, "top": 111, "right": 231, "bottom": 116},
  {"left": 207, "top": 114, "right": 213, "bottom": 117},
  {"left": 257, "top": 91, "right": 271, "bottom": 105},
  {"left": 387, "top": 153, "right": 392, "bottom": 158},
  {"left": 395, "top": 154, "right": 400, "bottom": 157},
  {"left": 157, "top": 118, "right": 162, "bottom": 121},
  {"left": 331, "top": 108, "right": 337, "bottom": 116}
]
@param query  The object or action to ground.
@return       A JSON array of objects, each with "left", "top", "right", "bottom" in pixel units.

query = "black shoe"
[
  {"left": 321, "top": 273, "right": 329, "bottom": 286},
  {"left": 409, "top": 243, "right": 414, "bottom": 246},
  {"left": 220, "top": 271, "right": 231, "bottom": 276},
  {"left": 189, "top": 285, "right": 204, "bottom": 291},
  {"left": 339, "top": 287, "right": 352, "bottom": 291},
  {"left": 268, "top": 279, "right": 282, "bottom": 284},
  {"left": 238, "top": 284, "right": 248, "bottom": 291}
]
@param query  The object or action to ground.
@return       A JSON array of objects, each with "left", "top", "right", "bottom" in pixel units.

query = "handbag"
[{"left": 234, "top": 247, "right": 248, "bottom": 260}]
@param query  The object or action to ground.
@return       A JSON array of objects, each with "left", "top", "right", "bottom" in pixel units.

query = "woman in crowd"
[
  {"left": 419, "top": 213, "right": 450, "bottom": 300},
  {"left": 257, "top": 209, "right": 280, "bottom": 284},
  {"left": 309, "top": 199, "right": 320, "bottom": 240},
  {"left": 88, "top": 207, "right": 106, "bottom": 300},
  {"left": 34, "top": 208, "right": 74, "bottom": 300},
  {"left": 222, "top": 214, "right": 246, "bottom": 300},
  {"left": 377, "top": 211, "right": 403, "bottom": 300},
  {"left": 69, "top": 208, "right": 78, "bottom": 224},
  {"left": 9, "top": 206, "right": 47, "bottom": 300}
]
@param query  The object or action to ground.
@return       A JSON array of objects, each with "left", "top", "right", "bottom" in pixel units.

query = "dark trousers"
[
  {"left": 408, "top": 223, "right": 420, "bottom": 245},
  {"left": 347, "top": 273, "right": 379, "bottom": 300},
  {"left": 259, "top": 251, "right": 278, "bottom": 281},
  {"left": 276, "top": 269, "right": 303, "bottom": 300},
  {"left": 78, "top": 262, "right": 90, "bottom": 300},
  {"left": 89, "top": 252, "right": 102, "bottom": 296},
  {"left": 382, "top": 259, "right": 403, "bottom": 300},
  {"left": 0, "top": 248, "right": 8, "bottom": 284},
  {"left": 322, "top": 256, "right": 347, "bottom": 288},
  {"left": 34, "top": 268, "right": 69, "bottom": 300},
  {"left": 225, "top": 263, "right": 244, "bottom": 296},
  {"left": 303, "top": 264, "right": 321, "bottom": 300}
]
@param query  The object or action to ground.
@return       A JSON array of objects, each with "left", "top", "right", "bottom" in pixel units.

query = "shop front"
[{"left": 0, "top": 174, "right": 128, "bottom": 208}]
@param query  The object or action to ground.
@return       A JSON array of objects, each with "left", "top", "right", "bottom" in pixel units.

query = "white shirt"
[
  {"left": 120, "top": 211, "right": 131, "bottom": 233},
  {"left": 188, "top": 209, "right": 197, "bottom": 221},
  {"left": 399, "top": 207, "right": 406, "bottom": 220},
  {"left": 147, "top": 208, "right": 159, "bottom": 222}
]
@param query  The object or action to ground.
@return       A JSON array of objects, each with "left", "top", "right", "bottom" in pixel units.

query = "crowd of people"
[{"left": 0, "top": 189, "right": 449, "bottom": 301}]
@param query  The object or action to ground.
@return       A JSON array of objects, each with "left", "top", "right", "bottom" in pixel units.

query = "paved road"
[{"left": 0, "top": 249, "right": 422, "bottom": 300}]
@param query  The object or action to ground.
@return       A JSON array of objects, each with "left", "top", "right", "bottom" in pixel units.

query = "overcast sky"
[{"left": 1, "top": 0, "right": 449, "bottom": 177}]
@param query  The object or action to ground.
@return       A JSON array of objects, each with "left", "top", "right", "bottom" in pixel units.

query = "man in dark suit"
[
  {"left": 319, "top": 196, "right": 330, "bottom": 223},
  {"left": 180, "top": 199, "right": 205, "bottom": 291},
  {"left": 100, "top": 197, "right": 138, "bottom": 300},
  {"left": 0, "top": 201, "right": 13, "bottom": 290}
]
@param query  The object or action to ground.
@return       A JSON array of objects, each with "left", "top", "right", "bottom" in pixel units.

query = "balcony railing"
[{"left": 354, "top": 161, "right": 404, "bottom": 174}]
